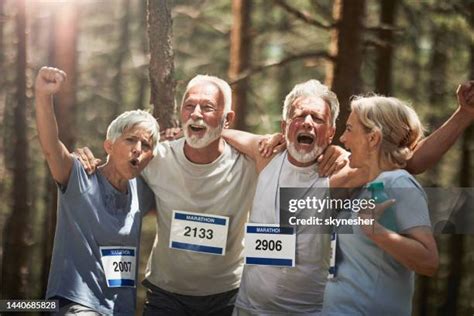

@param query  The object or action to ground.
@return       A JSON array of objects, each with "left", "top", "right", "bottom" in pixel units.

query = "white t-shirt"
[
  {"left": 236, "top": 151, "right": 331, "bottom": 315},
  {"left": 142, "top": 138, "right": 257, "bottom": 295}
]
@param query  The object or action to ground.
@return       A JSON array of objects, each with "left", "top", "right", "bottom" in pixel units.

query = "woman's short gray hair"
[
  {"left": 350, "top": 95, "right": 425, "bottom": 168},
  {"left": 282, "top": 79, "right": 339, "bottom": 126},
  {"left": 181, "top": 74, "right": 232, "bottom": 114},
  {"left": 106, "top": 109, "right": 160, "bottom": 151}
]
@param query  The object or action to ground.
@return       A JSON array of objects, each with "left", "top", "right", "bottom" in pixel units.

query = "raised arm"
[
  {"left": 35, "top": 66, "right": 73, "bottom": 185},
  {"left": 406, "top": 81, "right": 474, "bottom": 174}
]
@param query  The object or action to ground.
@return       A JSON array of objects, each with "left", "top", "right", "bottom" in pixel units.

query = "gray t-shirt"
[
  {"left": 322, "top": 169, "right": 431, "bottom": 316},
  {"left": 46, "top": 158, "right": 154, "bottom": 315},
  {"left": 142, "top": 139, "right": 258, "bottom": 295}
]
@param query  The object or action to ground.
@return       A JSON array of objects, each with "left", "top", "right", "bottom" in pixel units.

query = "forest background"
[{"left": 0, "top": 0, "right": 473, "bottom": 315}]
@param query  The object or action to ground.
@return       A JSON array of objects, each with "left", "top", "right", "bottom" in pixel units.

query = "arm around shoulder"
[{"left": 222, "top": 129, "right": 274, "bottom": 172}]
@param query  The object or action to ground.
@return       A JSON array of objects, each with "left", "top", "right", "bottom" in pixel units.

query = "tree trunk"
[
  {"left": 228, "top": 0, "right": 252, "bottom": 130},
  {"left": 52, "top": 3, "right": 79, "bottom": 151},
  {"left": 41, "top": 2, "right": 79, "bottom": 296},
  {"left": 135, "top": 0, "right": 149, "bottom": 110},
  {"left": 425, "top": 24, "right": 449, "bottom": 186},
  {"left": 111, "top": 0, "right": 131, "bottom": 122},
  {"left": 399, "top": 4, "right": 421, "bottom": 103},
  {"left": 277, "top": 15, "right": 292, "bottom": 122},
  {"left": 0, "top": 0, "right": 6, "bottom": 211},
  {"left": 325, "top": 0, "right": 366, "bottom": 142},
  {"left": 1, "top": 0, "right": 30, "bottom": 299},
  {"left": 375, "top": 0, "right": 397, "bottom": 95},
  {"left": 409, "top": 38, "right": 422, "bottom": 103},
  {"left": 147, "top": 0, "right": 176, "bottom": 129},
  {"left": 428, "top": 27, "right": 448, "bottom": 108},
  {"left": 0, "top": 0, "right": 4, "bottom": 67}
]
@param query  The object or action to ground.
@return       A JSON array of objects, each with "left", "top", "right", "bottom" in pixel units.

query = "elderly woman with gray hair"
[
  {"left": 35, "top": 67, "right": 159, "bottom": 315},
  {"left": 322, "top": 95, "right": 439, "bottom": 315}
]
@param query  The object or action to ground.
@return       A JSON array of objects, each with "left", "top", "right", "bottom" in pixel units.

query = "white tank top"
[{"left": 236, "top": 151, "right": 331, "bottom": 315}]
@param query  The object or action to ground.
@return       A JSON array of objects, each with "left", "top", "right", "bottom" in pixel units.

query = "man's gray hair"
[
  {"left": 181, "top": 74, "right": 232, "bottom": 114},
  {"left": 282, "top": 79, "right": 340, "bottom": 126},
  {"left": 106, "top": 109, "right": 160, "bottom": 151}
]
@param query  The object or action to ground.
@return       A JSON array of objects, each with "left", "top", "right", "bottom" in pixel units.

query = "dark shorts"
[
  {"left": 142, "top": 279, "right": 238, "bottom": 316},
  {"left": 52, "top": 297, "right": 101, "bottom": 316}
]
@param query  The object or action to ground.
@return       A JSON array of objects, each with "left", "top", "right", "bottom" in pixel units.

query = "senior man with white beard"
[
  {"left": 137, "top": 75, "right": 259, "bottom": 315},
  {"left": 224, "top": 80, "right": 368, "bottom": 316}
]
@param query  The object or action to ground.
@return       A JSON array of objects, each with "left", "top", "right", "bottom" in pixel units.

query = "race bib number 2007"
[
  {"left": 169, "top": 210, "right": 229, "bottom": 255},
  {"left": 100, "top": 247, "right": 136, "bottom": 288}
]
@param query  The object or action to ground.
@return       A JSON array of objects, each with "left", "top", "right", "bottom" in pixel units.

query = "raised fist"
[
  {"left": 35, "top": 66, "right": 67, "bottom": 96},
  {"left": 456, "top": 80, "right": 474, "bottom": 117}
]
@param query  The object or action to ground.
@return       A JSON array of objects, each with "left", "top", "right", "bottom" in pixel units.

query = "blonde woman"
[{"left": 322, "top": 96, "right": 439, "bottom": 315}]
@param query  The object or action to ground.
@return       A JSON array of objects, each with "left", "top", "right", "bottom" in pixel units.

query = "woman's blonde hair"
[{"left": 350, "top": 95, "right": 424, "bottom": 168}]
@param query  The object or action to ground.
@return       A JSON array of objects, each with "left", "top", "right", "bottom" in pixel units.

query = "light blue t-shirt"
[
  {"left": 46, "top": 158, "right": 154, "bottom": 315},
  {"left": 322, "top": 169, "right": 431, "bottom": 316}
]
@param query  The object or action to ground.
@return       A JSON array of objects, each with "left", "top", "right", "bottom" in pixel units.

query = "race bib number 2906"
[
  {"left": 169, "top": 210, "right": 229, "bottom": 255},
  {"left": 244, "top": 224, "right": 296, "bottom": 267}
]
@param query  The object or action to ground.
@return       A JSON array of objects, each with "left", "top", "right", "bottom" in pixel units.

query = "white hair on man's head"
[
  {"left": 106, "top": 109, "right": 160, "bottom": 151},
  {"left": 181, "top": 74, "right": 232, "bottom": 114},
  {"left": 282, "top": 79, "right": 340, "bottom": 126}
]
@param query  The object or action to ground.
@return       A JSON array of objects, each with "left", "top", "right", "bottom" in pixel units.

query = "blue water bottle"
[{"left": 367, "top": 182, "right": 398, "bottom": 232}]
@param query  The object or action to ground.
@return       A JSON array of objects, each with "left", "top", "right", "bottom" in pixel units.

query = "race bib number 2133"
[{"left": 169, "top": 210, "right": 229, "bottom": 255}]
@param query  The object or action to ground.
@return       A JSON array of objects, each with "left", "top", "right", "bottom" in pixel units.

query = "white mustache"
[{"left": 185, "top": 118, "right": 208, "bottom": 128}]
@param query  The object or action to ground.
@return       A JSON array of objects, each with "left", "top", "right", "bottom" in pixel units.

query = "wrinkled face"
[
  {"left": 181, "top": 82, "right": 226, "bottom": 149},
  {"left": 105, "top": 125, "right": 154, "bottom": 179},
  {"left": 283, "top": 96, "right": 335, "bottom": 164},
  {"left": 340, "top": 111, "right": 370, "bottom": 168}
]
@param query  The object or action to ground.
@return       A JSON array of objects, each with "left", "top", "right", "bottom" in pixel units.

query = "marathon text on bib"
[
  {"left": 169, "top": 210, "right": 229, "bottom": 255},
  {"left": 244, "top": 223, "right": 296, "bottom": 267},
  {"left": 99, "top": 246, "right": 136, "bottom": 287}
]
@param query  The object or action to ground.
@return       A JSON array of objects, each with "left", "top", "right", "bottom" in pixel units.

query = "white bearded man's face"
[
  {"left": 286, "top": 133, "right": 325, "bottom": 164},
  {"left": 283, "top": 96, "right": 335, "bottom": 166},
  {"left": 180, "top": 81, "right": 228, "bottom": 149},
  {"left": 183, "top": 116, "right": 225, "bottom": 149}
]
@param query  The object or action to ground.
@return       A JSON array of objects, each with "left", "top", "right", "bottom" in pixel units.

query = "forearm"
[
  {"left": 367, "top": 224, "right": 438, "bottom": 276},
  {"left": 35, "top": 92, "right": 72, "bottom": 184},
  {"left": 407, "top": 108, "right": 473, "bottom": 174}
]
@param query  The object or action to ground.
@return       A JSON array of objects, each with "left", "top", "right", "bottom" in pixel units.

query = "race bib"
[
  {"left": 244, "top": 224, "right": 296, "bottom": 267},
  {"left": 169, "top": 210, "right": 229, "bottom": 255},
  {"left": 99, "top": 247, "right": 136, "bottom": 287}
]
